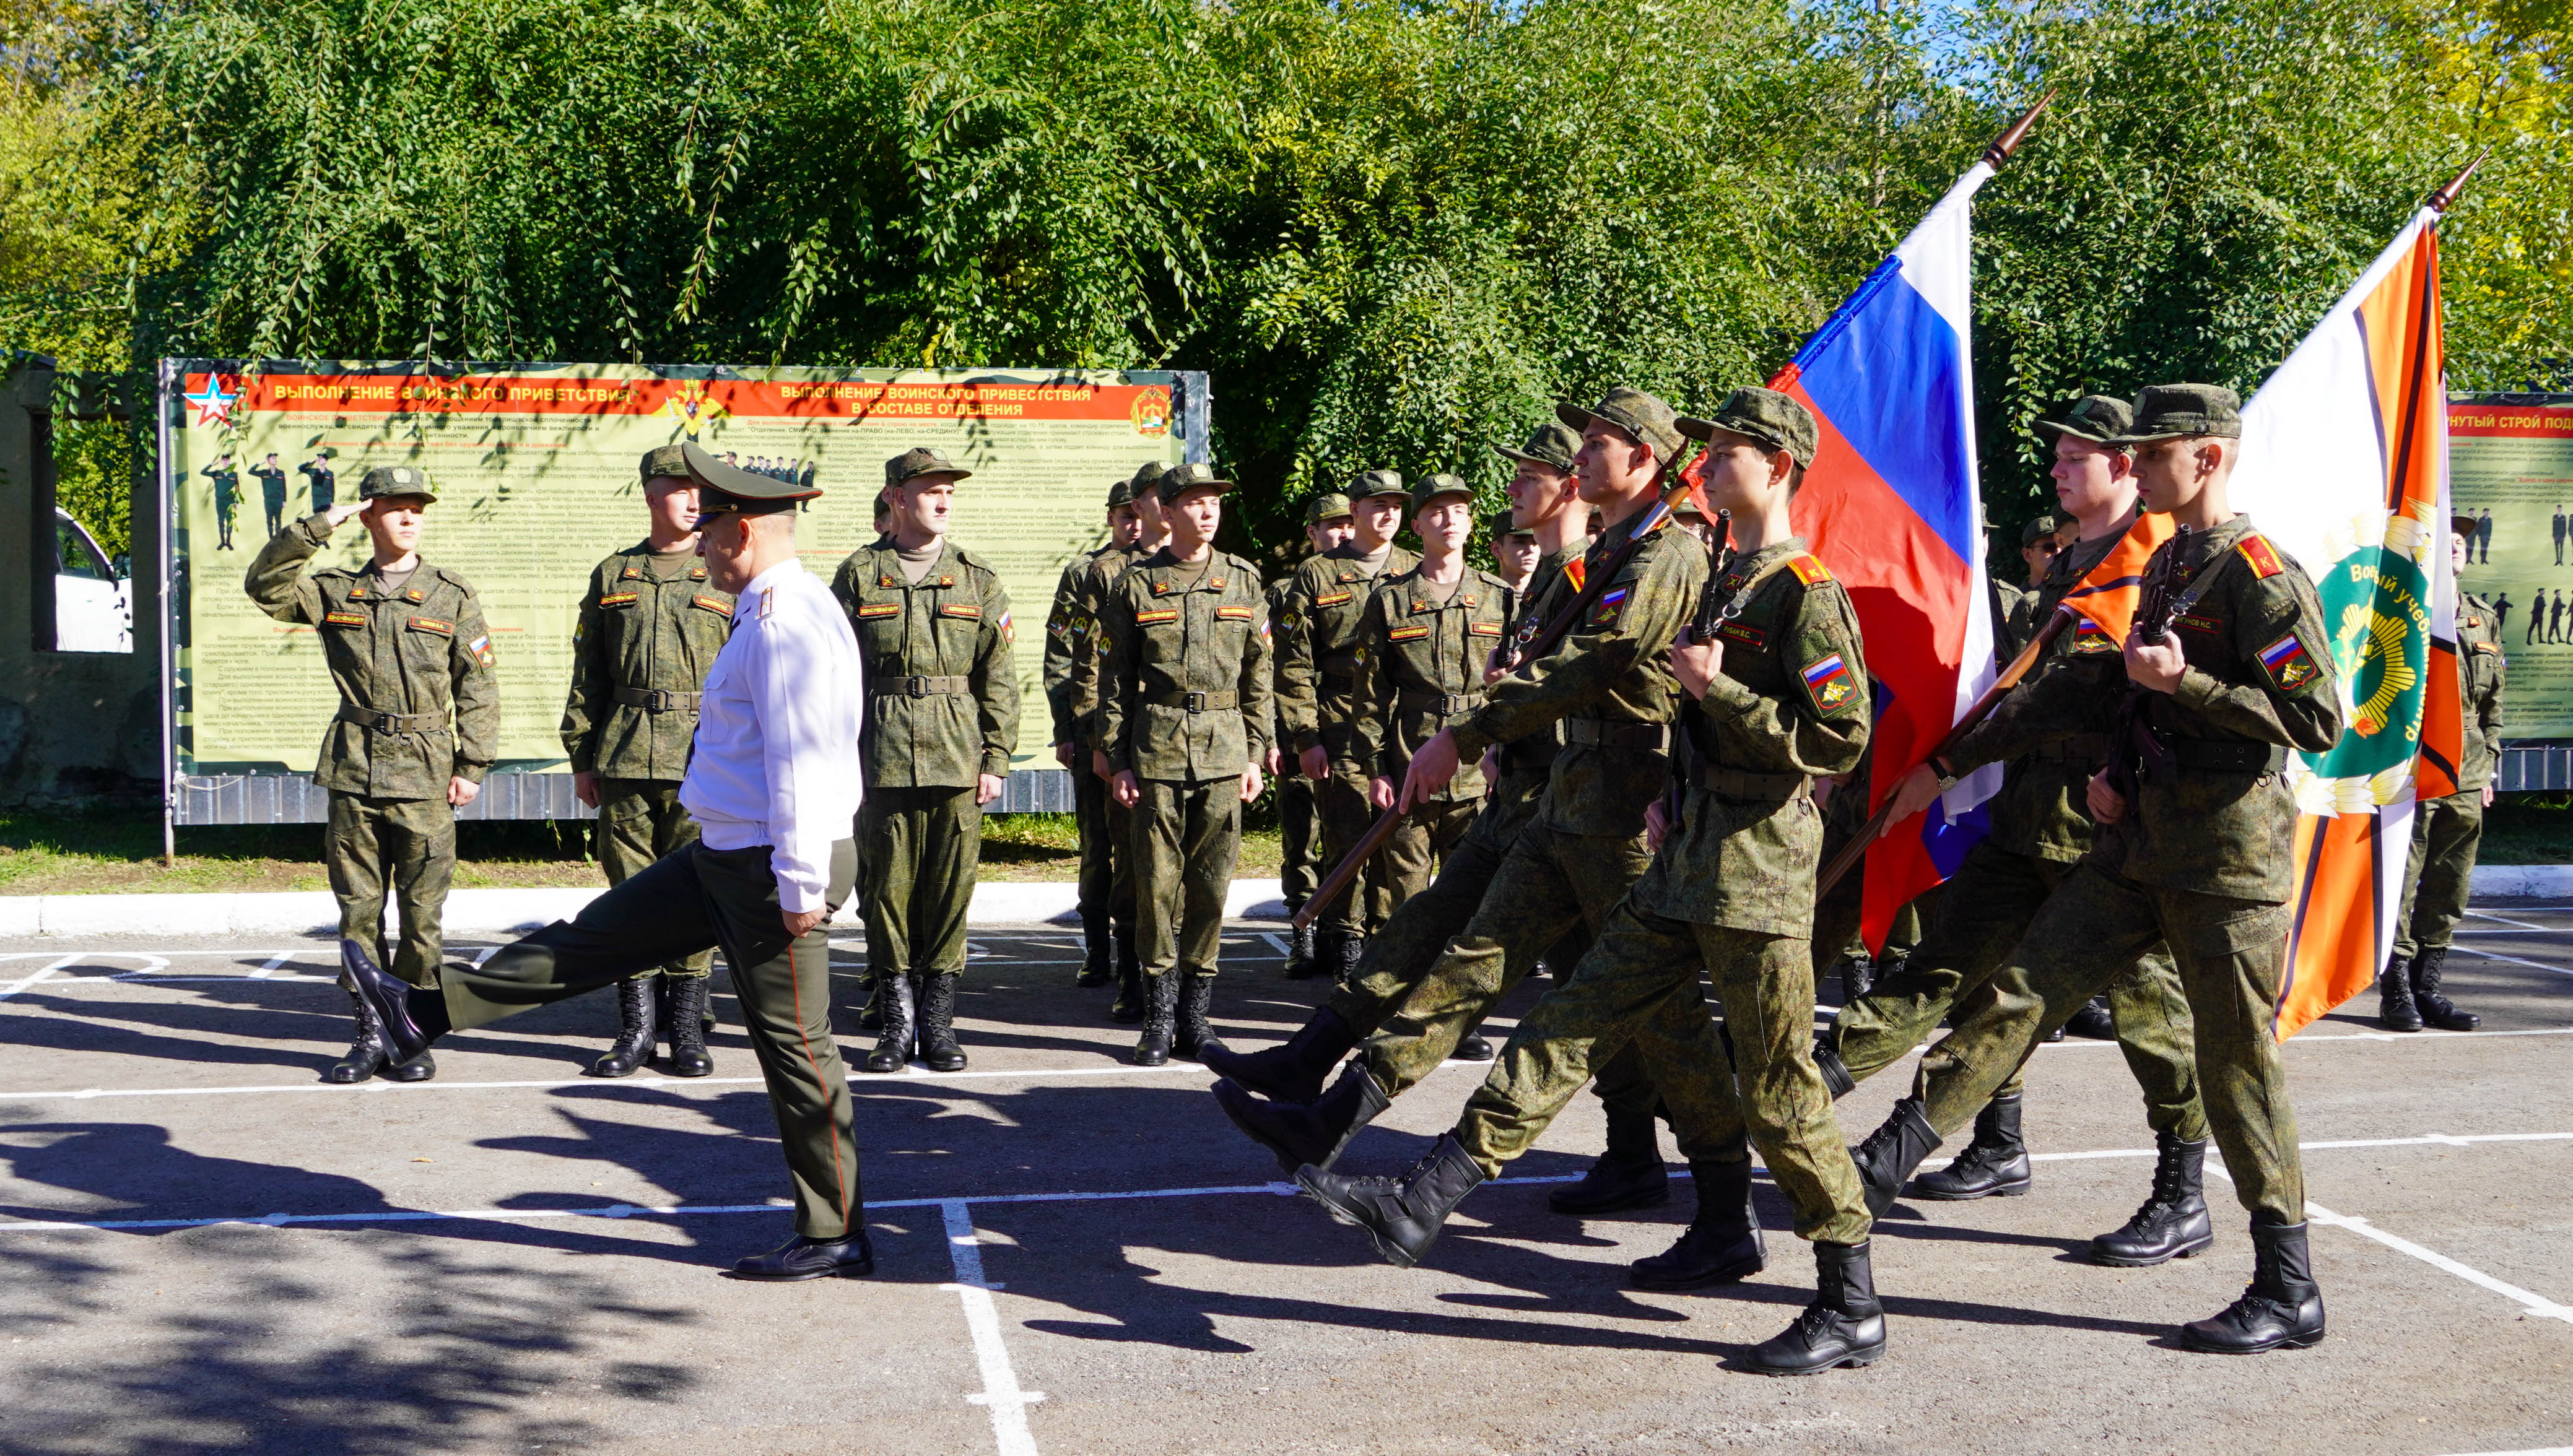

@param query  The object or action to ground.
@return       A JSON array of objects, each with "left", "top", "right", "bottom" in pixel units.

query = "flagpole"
[{"left": 2427, "top": 149, "right": 2489, "bottom": 213}]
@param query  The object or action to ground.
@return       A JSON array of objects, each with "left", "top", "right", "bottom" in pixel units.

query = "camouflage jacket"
[
  {"left": 829, "top": 539, "right": 1020, "bottom": 787},
  {"left": 1453, "top": 511, "right": 1706, "bottom": 838},
  {"left": 1642, "top": 539, "right": 1869, "bottom": 934},
  {"left": 243, "top": 513, "right": 500, "bottom": 799},
  {"left": 2095, "top": 514, "right": 2343, "bottom": 904},
  {"left": 2455, "top": 589, "right": 2507, "bottom": 793},
  {"left": 1352, "top": 564, "right": 1514, "bottom": 802},
  {"left": 560, "top": 544, "right": 734, "bottom": 781},
  {"left": 1274, "top": 542, "right": 1418, "bottom": 757},
  {"left": 1097, "top": 548, "right": 1273, "bottom": 781},
  {"left": 1070, "top": 541, "right": 1156, "bottom": 744},
  {"left": 1041, "top": 545, "right": 1120, "bottom": 747}
]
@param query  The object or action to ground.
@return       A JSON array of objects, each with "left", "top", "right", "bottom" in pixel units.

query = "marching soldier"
[
  {"left": 1097, "top": 462, "right": 1273, "bottom": 1066},
  {"left": 832, "top": 447, "right": 1019, "bottom": 1075},
  {"left": 1077, "top": 461, "right": 1174, "bottom": 1020},
  {"left": 2382, "top": 513, "right": 2505, "bottom": 1032},
  {"left": 1278, "top": 493, "right": 1355, "bottom": 977},
  {"left": 1044, "top": 477, "right": 1145, "bottom": 989},
  {"left": 252, "top": 453, "right": 290, "bottom": 538},
  {"left": 561, "top": 444, "right": 734, "bottom": 1080},
  {"left": 1844, "top": 384, "right": 2343, "bottom": 1356},
  {"left": 244, "top": 464, "right": 498, "bottom": 1085},
  {"left": 1276, "top": 470, "right": 1417, "bottom": 982},
  {"left": 1356, "top": 474, "right": 1512, "bottom": 923},
  {"left": 202, "top": 454, "right": 242, "bottom": 550}
]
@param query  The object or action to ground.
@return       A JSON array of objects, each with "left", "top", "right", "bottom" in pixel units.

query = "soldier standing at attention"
[
  {"left": 1078, "top": 462, "right": 1173, "bottom": 1021},
  {"left": 1277, "top": 470, "right": 1417, "bottom": 983},
  {"left": 245, "top": 464, "right": 498, "bottom": 1085},
  {"left": 253, "top": 453, "right": 290, "bottom": 539},
  {"left": 833, "top": 448, "right": 1019, "bottom": 1075},
  {"left": 1489, "top": 509, "right": 1540, "bottom": 596},
  {"left": 299, "top": 450, "right": 337, "bottom": 514},
  {"left": 1098, "top": 462, "right": 1272, "bottom": 1066},
  {"left": 1276, "top": 493, "right": 1355, "bottom": 979},
  {"left": 1043, "top": 476, "right": 1144, "bottom": 989},
  {"left": 561, "top": 444, "right": 734, "bottom": 1079},
  {"left": 2380, "top": 513, "right": 2504, "bottom": 1033},
  {"left": 1356, "top": 474, "right": 1512, "bottom": 937},
  {"left": 1845, "top": 384, "right": 2343, "bottom": 1356},
  {"left": 202, "top": 454, "right": 242, "bottom": 551},
  {"left": 1296, "top": 389, "right": 1891, "bottom": 1377}
]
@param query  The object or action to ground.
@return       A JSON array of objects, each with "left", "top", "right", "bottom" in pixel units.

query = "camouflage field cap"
[
  {"left": 1489, "top": 509, "right": 1533, "bottom": 540},
  {"left": 2020, "top": 513, "right": 2064, "bottom": 546},
  {"left": 2119, "top": 383, "right": 2242, "bottom": 442},
  {"left": 886, "top": 446, "right": 972, "bottom": 491},
  {"left": 1410, "top": 473, "right": 1474, "bottom": 513},
  {"left": 1156, "top": 461, "right": 1234, "bottom": 503},
  {"left": 1495, "top": 420, "right": 1580, "bottom": 472},
  {"left": 639, "top": 444, "right": 692, "bottom": 484},
  {"left": 686, "top": 441, "right": 822, "bottom": 521},
  {"left": 357, "top": 464, "right": 437, "bottom": 503},
  {"left": 1347, "top": 469, "right": 1407, "bottom": 501},
  {"left": 1678, "top": 387, "right": 1818, "bottom": 469},
  {"left": 1560, "top": 386, "right": 1684, "bottom": 464},
  {"left": 2032, "top": 394, "right": 2133, "bottom": 447},
  {"left": 1128, "top": 460, "right": 1171, "bottom": 495},
  {"left": 1304, "top": 492, "right": 1353, "bottom": 526}
]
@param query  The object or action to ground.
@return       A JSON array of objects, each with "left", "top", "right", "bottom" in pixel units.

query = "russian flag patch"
[
  {"left": 2258, "top": 631, "right": 2319, "bottom": 691},
  {"left": 1801, "top": 651, "right": 1858, "bottom": 715},
  {"left": 1590, "top": 584, "right": 1630, "bottom": 626}
]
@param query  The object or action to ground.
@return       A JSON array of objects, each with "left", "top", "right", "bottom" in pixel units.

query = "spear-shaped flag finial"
[
  {"left": 1982, "top": 87, "right": 2058, "bottom": 170},
  {"left": 2428, "top": 148, "right": 2489, "bottom": 213}
]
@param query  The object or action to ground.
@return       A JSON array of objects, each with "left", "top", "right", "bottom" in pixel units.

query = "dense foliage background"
[{"left": 4, "top": 0, "right": 2567, "bottom": 563}]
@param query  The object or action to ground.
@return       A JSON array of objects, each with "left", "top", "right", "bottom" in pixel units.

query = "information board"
[
  {"left": 2450, "top": 395, "right": 2573, "bottom": 742},
  {"left": 165, "top": 363, "right": 1204, "bottom": 781}
]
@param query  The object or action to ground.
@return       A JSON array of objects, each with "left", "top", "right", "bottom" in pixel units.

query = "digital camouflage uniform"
[
  {"left": 1270, "top": 571, "right": 1321, "bottom": 916},
  {"left": 1072, "top": 473, "right": 1169, "bottom": 973},
  {"left": 561, "top": 529, "right": 734, "bottom": 985},
  {"left": 1352, "top": 547, "right": 1513, "bottom": 908},
  {"left": 2393, "top": 589, "right": 2506, "bottom": 957},
  {"left": 1044, "top": 497, "right": 1133, "bottom": 965},
  {"left": 244, "top": 492, "right": 500, "bottom": 989}
]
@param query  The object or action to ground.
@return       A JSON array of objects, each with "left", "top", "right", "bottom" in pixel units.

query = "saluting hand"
[{"left": 321, "top": 500, "right": 367, "bottom": 530}]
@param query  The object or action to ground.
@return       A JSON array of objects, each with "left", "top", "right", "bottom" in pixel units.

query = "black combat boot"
[
  {"left": 1311, "top": 932, "right": 1349, "bottom": 990},
  {"left": 1848, "top": 1096, "right": 1942, "bottom": 1218},
  {"left": 1297, "top": 1133, "right": 1488, "bottom": 1268},
  {"left": 1812, "top": 1033, "right": 1857, "bottom": 1099},
  {"left": 591, "top": 977, "right": 656, "bottom": 1078},
  {"left": 2181, "top": 1218, "right": 2326, "bottom": 1353},
  {"left": 1630, "top": 1157, "right": 1765, "bottom": 1289},
  {"left": 1548, "top": 1105, "right": 1670, "bottom": 1215},
  {"left": 2065, "top": 995, "right": 2117, "bottom": 1039},
  {"left": 1283, "top": 922, "right": 1320, "bottom": 981},
  {"left": 857, "top": 966, "right": 886, "bottom": 1031},
  {"left": 2410, "top": 947, "right": 2480, "bottom": 1031},
  {"left": 2377, "top": 953, "right": 2423, "bottom": 1031},
  {"left": 1173, "top": 969, "right": 1220, "bottom": 1062},
  {"left": 1200, "top": 1007, "right": 1357, "bottom": 1104},
  {"left": 1910, "top": 1091, "right": 2031, "bottom": 1200},
  {"left": 1746, "top": 1240, "right": 1886, "bottom": 1375},
  {"left": 1335, "top": 934, "right": 1368, "bottom": 986},
  {"left": 916, "top": 973, "right": 967, "bottom": 1072},
  {"left": 863, "top": 974, "right": 913, "bottom": 1074},
  {"left": 2092, "top": 1130, "right": 2214, "bottom": 1266},
  {"left": 1455, "top": 1022, "right": 1495, "bottom": 1061},
  {"left": 326, "top": 983, "right": 391, "bottom": 1084},
  {"left": 1110, "top": 925, "right": 1144, "bottom": 1025},
  {"left": 1835, "top": 952, "right": 1875, "bottom": 1005},
  {"left": 1133, "top": 972, "right": 1178, "bottom": 1066},
  {"left": 1077, "top": 917, "right": 1114, "bottom": 987},
  {"left": 1214, "top": 1059, "right": 1390, "bottom": 1174},
  {"left": 664, "top": 976, "right": 714, "bottom": 1077}
]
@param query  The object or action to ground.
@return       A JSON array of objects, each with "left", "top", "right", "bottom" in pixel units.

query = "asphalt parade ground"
[{"left": 2, "top": 904, "right": 2569, "bottom": 1456}]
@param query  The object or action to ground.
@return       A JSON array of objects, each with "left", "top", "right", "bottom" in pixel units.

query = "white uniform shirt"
[{"left": 681, "top": 557, "right": 866, "bottom": 914}]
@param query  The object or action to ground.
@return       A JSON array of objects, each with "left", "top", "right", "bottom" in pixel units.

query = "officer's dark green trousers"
[
  {"left": 1277, "top": 772, "right": 1320, "bottom": 915},
  {"left": 442, "top": 839, "right": 863, "bottom": 1241},
  {"left": 1911, "top": 862, "right": 2304, "bottom": 1224},
  {"left": 1359, "top": 816, "right": 1657, "bottom": 1119},
  {"left": 327, "top": 791, "right": 455, "bottom": 990},
  {"left": 858, "top": 786, "right": 982, "bottom": 979},
  {"left": 1133, "top": 775, "right": 1241, "bottom": 978},
  {"left": 1073, "top": 745, "right": 1134, "bottom": 928},
  {"left": 596, "top": 778, "right": 712, "bottom": 981},
  {"left": 2393, "top": 791, "right": 2484, "bottom": 956},
  {"left": 1831, "top": 839, "right": 2205, "bottom": 1143}
]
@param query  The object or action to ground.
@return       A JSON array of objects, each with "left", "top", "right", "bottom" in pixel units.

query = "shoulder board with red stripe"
[
  {"left": 1563, "top": 558, "right": 1587, "bottom": 594},
  {"left": 2236, "top": 534, "right": 2286, "bottom": 579},
  {"left": 1787, "top": 553, "right": 1833, "bottom": 587},
  {"left": 938, "top": 602, "right": 983, "bottom": 619},
  {"left": 693, "top": 594, "right": 733, "bottom": 617},
  {"left": 1135, "top": 607, "right": 1180, "bottom": 625},
  {"left": 599, "top": 591, "right": 639, "bottom": 607},
  {"left": 1216, "top": 605, "right": 1255, "bottom": 620}
]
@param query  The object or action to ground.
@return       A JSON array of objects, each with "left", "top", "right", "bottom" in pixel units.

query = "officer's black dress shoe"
[
  {"left": 341, "top": 940, "right": 442, "bottom": 1064},
  {"left": 730, "top": 1231, "right": 877, "bottom": 1281}
]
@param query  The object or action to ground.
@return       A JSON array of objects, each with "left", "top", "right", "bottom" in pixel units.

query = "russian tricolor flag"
[{"left": 1775, "top": 165, "right": 2003, "bottom": 953}]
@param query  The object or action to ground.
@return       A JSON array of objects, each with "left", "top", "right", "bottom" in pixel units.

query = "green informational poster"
[
  {"left": 167, "top": 362, "right": 1201, "bottom": 784},
  {"left": 2450, "top": 395, "right": 2573, "bottom": 740}
]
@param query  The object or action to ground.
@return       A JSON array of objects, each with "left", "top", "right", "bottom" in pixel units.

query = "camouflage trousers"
[
  {"left": 1277, "top": 772, "right": 1320, "bottom": 915},
  {"left": 1377, "top": 796, "right": 1478, "bottom": 913},
  {"left": 1811, "top": 808, "right": 1935, "bottom": 977},
  {"left": 594, "top": 777, "right": 712, "bottom": 981},
  {"left": 1832, "top": 840, "right": 2205, "bottom": 1143},
  {"left": 1912, "top": 862, "right": 2304, "bottom": 1224},
  {"left": 1073, "top": 746, "right": 1134, "bottom": 930},
  {"left": 1103, "top": 765, "right": 1139, "bottom": 942},
  {"left": 1133, "top": 774, "right": 1242, "bottom": 979},
  {"left": 1359, "top": 815, "right": 1659, "bottom": 1120},
  {"left": 443, "top": 839, "right": 862, "bottom": 1240},
  {"left": 2393, "top": 790, "right": 2484, "bottom": 956},
  {"left": 1456, "top": 883, "right": 1871, "bottom": 1246},
  {"left": 1312, "top": 760, "right": 1394, "bottom": 937},
  {"left": 858, "top": 785, "right": 982, "bottom": 981},
  {"left": 327, "top": 791, "right": 455, "bottom": 990}
]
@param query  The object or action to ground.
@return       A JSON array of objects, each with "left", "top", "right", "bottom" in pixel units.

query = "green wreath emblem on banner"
[{"left": 2312, "top": 545, "right": 2429, "bottom": 779}]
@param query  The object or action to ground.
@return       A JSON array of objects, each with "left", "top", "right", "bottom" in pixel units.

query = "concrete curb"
[{"left": 0, "top": 879, "right": 1292, "bottom": 937}]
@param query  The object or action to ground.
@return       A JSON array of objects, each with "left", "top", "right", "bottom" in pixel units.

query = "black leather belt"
[
  {"left": 1562, "top": 719, "right": 1671, "bottom": 751},
  {"left": 1398, "top": 688, "right": 1484, "bottom": 715},
  {"left": 2169, "top": 737, "right": 2289, "bottom": 773},
  {"left": 873, "top": 675, "right": 973, "bottom": 698},
  {"left": 614, "top": 685, "right": 702, "bottom": 713},
  {"left": 2027, "top": 733, "right": 2109, "bottom": 761},
  {"left": 1495, "top": 736, "right": 1559, "bottom": 774},
  {"left": 1691, "top": 763, "right": 1811, "bottom": 800},
  {"left": 1147, "top": 689, "right": 1239, "bottom": 711},
  {"left": 335, "top": 705, "right": 442, "bottom": 734}
]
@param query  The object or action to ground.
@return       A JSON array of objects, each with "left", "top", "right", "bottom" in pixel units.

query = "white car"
[{"left": 53, "top": 506, "right": 131, "bottom": 654}]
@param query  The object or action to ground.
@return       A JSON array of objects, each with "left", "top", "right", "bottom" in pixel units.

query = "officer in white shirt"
[{"left": 338, "top": 444, "right": 876, "bottom": 1281}]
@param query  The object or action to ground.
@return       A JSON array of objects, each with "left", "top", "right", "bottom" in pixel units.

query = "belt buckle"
[
  {"left": 1443, "top": 693, "right": 1471, "bottom": 715},
  {"left": 905, "top": 677, "right": 931, "bottom": 698},
  {"left": 1182, "top": 691, "right": 1208, "bottom": 712},
  {"left": 645, "top": 689, "right": 673, "bottom": 712},
  {"left": 364, "top": 711, "right": 398, "bottom": 734}
]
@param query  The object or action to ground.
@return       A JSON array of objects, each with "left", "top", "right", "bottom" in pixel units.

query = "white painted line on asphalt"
[
  {"left": 2305, "top": 1200, "right": 2573, "bottom": 1324},
  {"left": 0, "top": 955, "right": 81, "bottom": 1001},
  {"left": 2449, "top": 946, "right": 2573, "bottom": 977},
  {"left": 2027, "top": 1131, "right": 2573, "bottom": 1163},
  {"left": 250, "top": 952, "right": 293, "bottom": 978},
  {"left": 941, "top": 1200, "right": 1045, "bottom": 1456},
  {"left": 2463, "top": 911, "right": 2564, "bottom": 931},
  {"left": 1260, "top": 933, "right": 1291, "bottom": 957}
]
